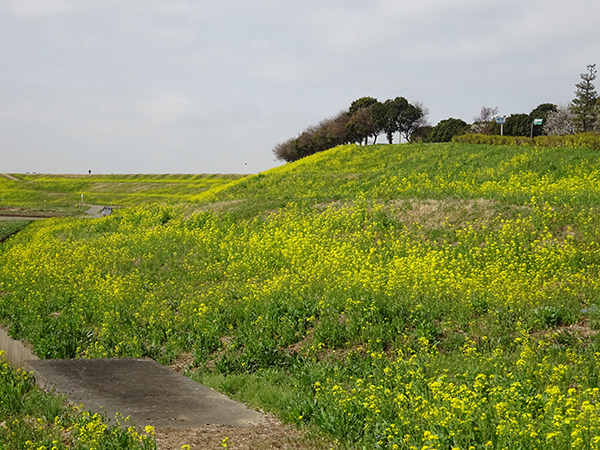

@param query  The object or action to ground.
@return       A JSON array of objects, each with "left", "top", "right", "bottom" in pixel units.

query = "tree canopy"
[
  {"left": 273, "top": 65, "right": 599, "bottom": 163},
  {"left": 273, "top": 96, "right": 428, "bottom": 162},
  {"left": 424, "top": 118, "right": 468, "bottom": 142}
]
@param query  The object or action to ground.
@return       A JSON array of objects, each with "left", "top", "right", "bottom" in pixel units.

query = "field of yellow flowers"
[
  {"left": 195, "top": 143, "right": 600, "bottom": 211},
  {"left": 2, "top": 142, "right": 600, "bottom": 449}
]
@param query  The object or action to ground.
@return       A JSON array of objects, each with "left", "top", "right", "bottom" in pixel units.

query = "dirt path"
[
  {"left": 85, "top": 205, "right": 104, "bottom": 218},
  {"left": 0, "top": 205, "right": 105, "bottom": 220},
  {"left": 0, "top": 173, "right": 21, "bottom": 181},
  {"left": 0, "top": 207, "right": 61, "bottom": 219},
  {"left": 154, "top": 417, "right": 330, "bottom": 450},
  {"left": 0, "top": 216, "right": 45, "bottom": 220}
]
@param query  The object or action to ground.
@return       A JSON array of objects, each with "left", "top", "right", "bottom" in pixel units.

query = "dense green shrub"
[
  {"left": 453, "top": 132, "right": 600, "bottom": 149},
  {"left": 534, "top": 132, "right": 600, "bottom": 150},
  {"left": 452, "top": 134, "right": 534, "bottom": 146},
  {"left": 424, "top": 118, "right": 468, "bottom": 142}
]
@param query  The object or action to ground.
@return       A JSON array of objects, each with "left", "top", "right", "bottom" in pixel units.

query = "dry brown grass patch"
[
  {"left": 155, "top": 415, "right": 333, "bottom": 450},
  {"left": 390, "top": 198, "right": 527, "bottom": 230},
  {"left": 87, "top": 182, "right": 167, "bottom": 193},
  {"left": 195, "top": 199, "right": 247, "bottom": 214},
  {"left": 531, "top": 322, "right": 599, "bottom": 341},
  {"left": 170, "top": 352, "right": 195, "bottom": 373}
]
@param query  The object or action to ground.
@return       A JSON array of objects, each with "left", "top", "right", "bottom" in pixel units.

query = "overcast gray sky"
[{"left": 1, "top": 0, "right": 598, "bottom": 174}]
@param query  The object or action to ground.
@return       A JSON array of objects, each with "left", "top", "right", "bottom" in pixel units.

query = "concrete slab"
[
  {"left": 84, "top": 205, "right": 103, "bottom": 218},
  {"left": 0, "top": 326, "right": 38, "bottom": 368},
  {"left": 25, "top": 358, "right": 266, "bottom": 429}
]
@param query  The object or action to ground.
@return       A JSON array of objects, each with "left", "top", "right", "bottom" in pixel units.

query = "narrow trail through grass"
[{"left": 1, "top": 173, "right": 21, "bottom": 182}]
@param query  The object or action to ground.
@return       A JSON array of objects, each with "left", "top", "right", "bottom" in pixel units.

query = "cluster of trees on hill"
[
  {"left": 424, "top": 103, "right": 559, "bottom": 143},
  {"left": 273, "top": 96, "right": 428, "bottom": 162},
  {"left": 273, "top": 64, "right": 600, "bottom": 162},
  {"left": 425, "top": 64, "right": 599, "bottom": 142}
]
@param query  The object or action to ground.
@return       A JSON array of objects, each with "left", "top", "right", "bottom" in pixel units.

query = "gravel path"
[
  {"left": 154, "top": 417, "right": 328, "bottom": 450},
  {"left": 85, "top": 205, "right": 104, "bottom": 218},
  {"left": 0, "top": 173, "right": 20, "bottom": 181},
  {"left": 0, "top": 216, "right": 45, "bottom": 220},
  {"left": 0, "top": 205, "right": 105, "bottom": 220}
]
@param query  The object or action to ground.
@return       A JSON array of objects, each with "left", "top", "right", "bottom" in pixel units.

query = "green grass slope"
[
  {"left": 196, "top": 142, "right": 600, "bottom": 211},
  {"left": 0, "top": 173, "right": 245, "bottom": 210},
  {"left": 2, "top": 143, "right": 600, "bottom": 449}
]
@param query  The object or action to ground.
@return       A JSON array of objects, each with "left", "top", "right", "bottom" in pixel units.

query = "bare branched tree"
[
  {"left": 272, "top": 110, "right": 352, "bottom": 162},
  {"left": 327, "top": 110, "right": 351, "bottom": 145},
  {"left": 346, "top": 107, "right": 379, "bottom": 145},
  {"left": 272, "top": 138, "right": 297, "bottom": 162},
  {"left": 471, "top": 106, "right": 499, "bottom": 134},
  {"left": 407, "top": 101, "right": 430, "bottom": 142}
]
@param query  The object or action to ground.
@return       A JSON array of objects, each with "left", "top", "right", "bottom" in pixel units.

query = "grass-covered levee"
[{"left": 2, "top": 142, "right": 600, "bottom": 449}]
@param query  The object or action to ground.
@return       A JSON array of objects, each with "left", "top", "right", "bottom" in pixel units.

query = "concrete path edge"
[{"left": 1, "top": 326, "right": 266, "bottom": 429}]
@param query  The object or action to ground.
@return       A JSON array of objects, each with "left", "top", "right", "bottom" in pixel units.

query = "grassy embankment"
[
  {"left": 2, "top": 142, "right": 600, "bottom": 448},
  {"left": 0, "top": 173, "right": 244, "bottom": 215}
]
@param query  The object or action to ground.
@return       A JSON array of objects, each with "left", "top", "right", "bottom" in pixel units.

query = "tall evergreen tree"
[
  {"left": 529, "top": 103, "right": 557, "bottom": 137},
  {"left": 570, "top": 64, "right": 598, "bottom": 132},
  {"left": 503, "top": 114, "right": 530, "bottom": 137}
]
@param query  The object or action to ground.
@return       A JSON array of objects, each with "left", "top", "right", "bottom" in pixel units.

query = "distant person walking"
[{"left": 89, "top": 170, "right": 92, "bottom": 175}]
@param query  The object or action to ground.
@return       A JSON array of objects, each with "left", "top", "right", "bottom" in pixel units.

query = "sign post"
[
  {"left": 495, "top": 117, "right": 506, "bottom": 136},
  {"left": 531, "top": 118, "right": 543, "bottom": 138}
]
